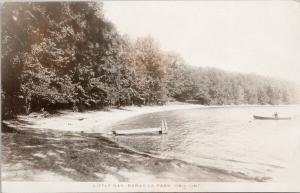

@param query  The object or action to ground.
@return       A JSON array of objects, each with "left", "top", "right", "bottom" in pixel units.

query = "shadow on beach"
[{"left": 2, "top": 122, "right": 269, "bottom": 182}]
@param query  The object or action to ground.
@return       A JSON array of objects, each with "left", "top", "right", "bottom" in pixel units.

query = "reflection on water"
[{"left": 109, "top": 106, "right": 300, "bottom": 181}]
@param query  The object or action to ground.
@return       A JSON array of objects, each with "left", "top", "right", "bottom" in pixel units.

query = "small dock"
[{"left": 112, "top": 120, "right": 168, "bottom": 135}]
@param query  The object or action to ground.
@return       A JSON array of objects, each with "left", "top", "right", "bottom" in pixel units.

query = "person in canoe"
[{"left": 274, "top": 112, "right": 278, "bottom": 119}]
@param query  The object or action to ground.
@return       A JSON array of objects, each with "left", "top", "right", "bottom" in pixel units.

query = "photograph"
[{"left": 1, "top": 0, "right": 300, "bottom": 192}]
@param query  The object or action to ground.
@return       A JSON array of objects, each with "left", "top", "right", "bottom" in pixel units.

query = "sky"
[{"left": 103, "top": 1, "right": 300, "bottom": 83}]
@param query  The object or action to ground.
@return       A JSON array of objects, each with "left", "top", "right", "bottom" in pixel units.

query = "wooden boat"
[
  {"left": 113, "top": 120, "right": 168, "bottom": 135},
  {"left": 253, "top": 115, "right": 291, "bottom": 120}
]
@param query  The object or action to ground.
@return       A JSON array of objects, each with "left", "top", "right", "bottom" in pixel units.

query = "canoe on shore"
[{"left": 253, "top": 115, "right": 291, "bottom": 120}]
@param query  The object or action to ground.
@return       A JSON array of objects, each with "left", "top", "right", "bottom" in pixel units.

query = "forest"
[{"left": 2, "top": 2, "right": 299, "bottom": 119}]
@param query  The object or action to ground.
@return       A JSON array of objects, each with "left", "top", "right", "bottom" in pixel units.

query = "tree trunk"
[{"left": 25, "top": 96, "right": 31, "bottom": 115}]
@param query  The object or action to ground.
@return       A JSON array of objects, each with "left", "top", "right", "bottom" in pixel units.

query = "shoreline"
[
  {"left": 3, "top": 103, "right": 295, "bottom": 182},
  {"left": 5, "top": 103, "right": 203, "bottom": 133},
  {"left": 4, "top": 103, "right": 297, "bottom": 134},
  {"left": 2, "top": 123, "right": 262, "bottom": 182}
]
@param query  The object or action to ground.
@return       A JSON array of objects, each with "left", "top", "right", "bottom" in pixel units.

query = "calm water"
[{"left": 109, "top": 106, "right": 300, "bottom": 181}]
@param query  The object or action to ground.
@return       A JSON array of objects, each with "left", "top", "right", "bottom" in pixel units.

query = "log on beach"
[
  {"left": 113, "top": 127, "right": 163, "bottom": 135},
  {"left": 113, "top": 120, "right": 168, "bottom": 135}
]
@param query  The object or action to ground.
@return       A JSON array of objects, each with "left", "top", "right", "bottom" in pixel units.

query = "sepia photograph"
[{"left": 1, "top": 0, "right": 300, "bottom": 192}]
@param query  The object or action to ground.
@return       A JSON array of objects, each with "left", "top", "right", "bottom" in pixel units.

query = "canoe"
[{"left": 253, "top": 115, "right": 291, "bottom": 120}]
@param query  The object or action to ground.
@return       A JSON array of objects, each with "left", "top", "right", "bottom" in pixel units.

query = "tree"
[{"left": 2, "top": 2, "right": 299, "bottom": 120}]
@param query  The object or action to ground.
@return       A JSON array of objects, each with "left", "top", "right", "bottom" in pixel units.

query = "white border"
[
  {"left": 2, "top": 182, "right": 300, "bottom": 192},
  {"left": 2, "top": 0, "right": 300, "bottom": 192}
]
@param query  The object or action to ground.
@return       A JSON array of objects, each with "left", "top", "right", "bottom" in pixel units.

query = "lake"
[{"left": 109, "top": 105, "right": 300, "bottom": 182}]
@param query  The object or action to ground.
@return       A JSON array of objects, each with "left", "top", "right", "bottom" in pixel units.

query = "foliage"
[{"left": 1, "top": 2, "right": 299, "bottom": 119}]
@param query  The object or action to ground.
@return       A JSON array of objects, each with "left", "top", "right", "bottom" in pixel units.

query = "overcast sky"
[{"left": 103, "top": 1, "right": 300, "bottom": 83}]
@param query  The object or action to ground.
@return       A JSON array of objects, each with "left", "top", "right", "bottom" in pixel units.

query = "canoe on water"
[{"left": 253, "top": 115, "right": 291, "bottom": 120}]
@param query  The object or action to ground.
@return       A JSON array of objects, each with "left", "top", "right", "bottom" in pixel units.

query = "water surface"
[{"left": 109, "top": 106, "right": 300, "bottom": 181}]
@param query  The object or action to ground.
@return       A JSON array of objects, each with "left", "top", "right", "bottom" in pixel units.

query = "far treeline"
[{"left": 2, "top": 2, "right": 299, "bottom": 119}]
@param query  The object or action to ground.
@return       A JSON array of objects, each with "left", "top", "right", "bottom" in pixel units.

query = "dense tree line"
[{"left": 2, "top": 2, "right": 299, "bottom": 119}]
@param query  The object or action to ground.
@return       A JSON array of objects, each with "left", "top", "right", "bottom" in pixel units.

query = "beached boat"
[
  {"left": 113, "top": 120, "right": 168, "bottom": 135},
  {"left": 253, "top": 115, "right": 291, "bottom": 120}
]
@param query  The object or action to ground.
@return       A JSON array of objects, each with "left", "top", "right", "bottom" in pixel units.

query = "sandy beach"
[{"left": 4, "top": 103, "right": 202, "bottom": 134}]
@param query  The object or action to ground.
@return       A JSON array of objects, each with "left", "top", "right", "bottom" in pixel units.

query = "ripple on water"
[{"left": 109, "top": 106, "right": 300, "bottom": 181}]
